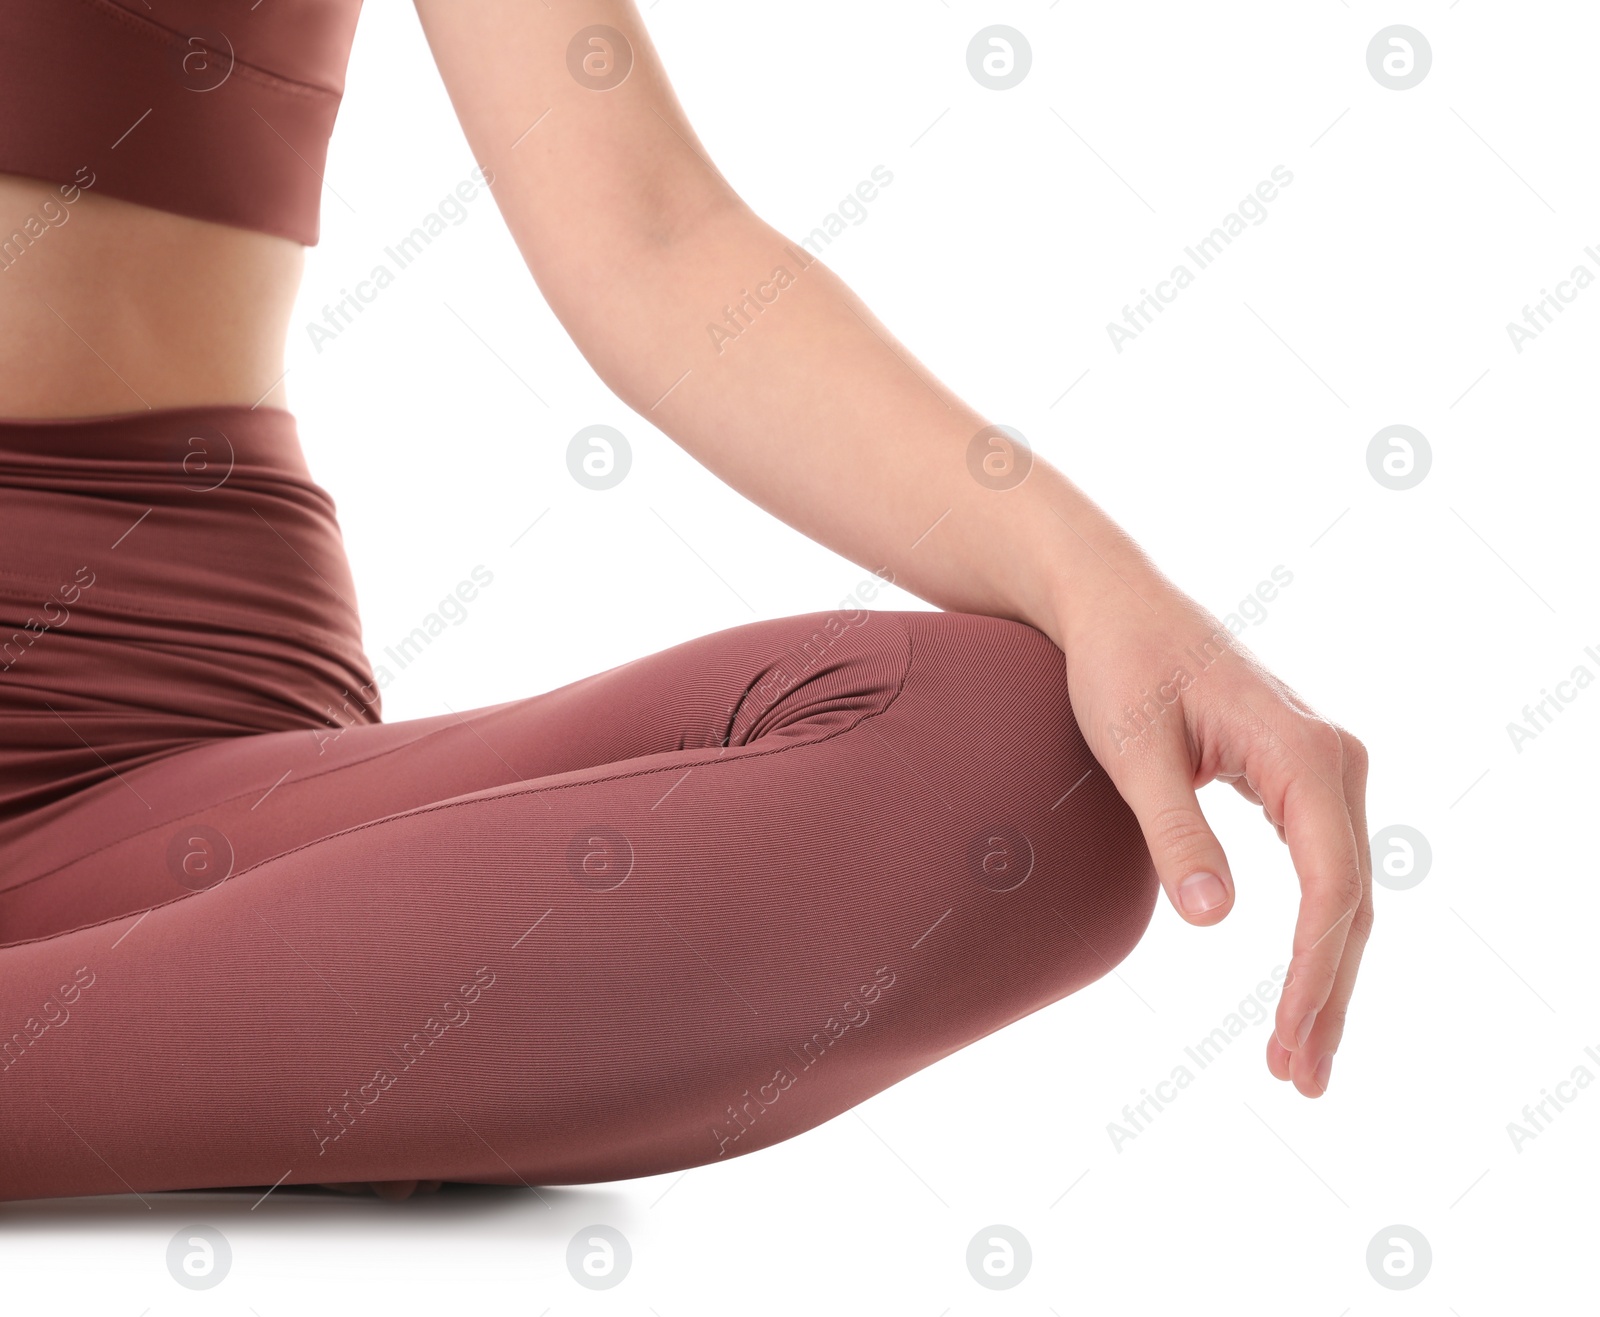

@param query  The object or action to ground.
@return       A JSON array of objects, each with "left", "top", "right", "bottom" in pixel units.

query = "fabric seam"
[
  {"left": 73, "top": 0, "right": 341, "bottom": 99},
  {"left": 0, "top": 613, "right": 918, "bottom": 950}
]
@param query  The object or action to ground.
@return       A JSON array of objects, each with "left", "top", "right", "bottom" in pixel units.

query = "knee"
[
  {"left": 894, "top": 609, "right": 1160, "bottom": 984},
  {"left": 745, "top": 605, "right": 1160, "bottom": 978}
]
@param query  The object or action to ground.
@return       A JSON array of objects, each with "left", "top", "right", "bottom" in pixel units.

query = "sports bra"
[{"left": 0, "top": 0, "right": 364, "bottom": 245}]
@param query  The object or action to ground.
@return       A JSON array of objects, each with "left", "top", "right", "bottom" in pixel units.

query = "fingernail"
[
  {"left": 1313, "top": 1053, "right": 1333, "bottom": 1094},
  {"left": 1178, "top": 871, "right": 1228, "bottom": 915},
  {"left": 1295, "top": 1011, "right": 1317, "bottom": 1048}
]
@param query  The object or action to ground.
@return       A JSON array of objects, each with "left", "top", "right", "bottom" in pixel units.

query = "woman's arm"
[
  {"left": 412, "top": 0, "right": 1372, "bottom": 1098},
  {"left": 412, "top": 0, "right": 1087, "bottom": 636}
]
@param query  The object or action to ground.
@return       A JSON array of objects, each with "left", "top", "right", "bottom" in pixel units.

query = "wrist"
[{"left": 1026, "top": 480, "right": 1166, "bottom": 653}]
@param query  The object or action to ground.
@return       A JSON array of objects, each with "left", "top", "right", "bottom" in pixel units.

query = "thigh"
[
  {"left": 0, "top": 607, "right": 1157, "bottom": 1199},
  {"left": 1, "top": 607, "right": 918, "bottom": 943}
]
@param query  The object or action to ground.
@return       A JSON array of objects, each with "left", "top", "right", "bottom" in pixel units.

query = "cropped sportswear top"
[{"left": 0, "top": 0, "right": 364, "bottom": 245}]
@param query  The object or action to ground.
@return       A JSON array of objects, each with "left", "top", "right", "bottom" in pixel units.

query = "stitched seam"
[
  {"left": 0, "top": 477, "right": 338, "bottom": 514},
  {"left": 73, "top": 0, "right": 341, "bottom": 99},
  {"left": 0, "top": 714, "right": 449, "bottom": 900},
  {"left": 0, "top": 403, "right": 296, "bottom": 428},
  {"left": 0, "top": 614, "right": 917, "bottom": 950}
]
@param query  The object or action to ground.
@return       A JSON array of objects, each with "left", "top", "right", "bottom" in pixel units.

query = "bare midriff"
[{"left": 0, "top": 170, "right": 303, "bottom": 420}]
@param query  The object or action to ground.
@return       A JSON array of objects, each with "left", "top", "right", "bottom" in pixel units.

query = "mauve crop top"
[{"left": 0, "top": 0, "right": 365, "bottom": 245}]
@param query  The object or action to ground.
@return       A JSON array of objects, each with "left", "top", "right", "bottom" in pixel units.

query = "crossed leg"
[{"left": 0, "top": 608, "right": 1156, "bottom": 1200}]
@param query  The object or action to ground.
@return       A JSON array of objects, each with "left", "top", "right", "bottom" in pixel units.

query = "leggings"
[{"left": 0, "top": 406, "right": 1157, "bottom": 1201}]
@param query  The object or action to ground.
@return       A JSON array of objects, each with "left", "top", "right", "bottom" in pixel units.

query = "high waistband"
[
  {"left": 0, "top": 402, "right": 318, "bottom": 465},
  {"left": 0, "top": 405, "right": 380, "bottom": 832}
]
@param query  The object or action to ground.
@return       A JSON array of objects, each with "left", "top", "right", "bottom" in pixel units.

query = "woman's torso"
[
  {"left": 0, "top": 0, "right": 368, "bottom": 418},
  {"left": 0, "top": 169, "right": 303, "bottom": 418}
]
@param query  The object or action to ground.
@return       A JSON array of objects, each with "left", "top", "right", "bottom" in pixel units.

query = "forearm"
[
  {"left": 549, "top": 203, "right": 1163, "bottom": 651},
  {"left": 410, "top": 0, "right": 1155, "bottom": 650}
]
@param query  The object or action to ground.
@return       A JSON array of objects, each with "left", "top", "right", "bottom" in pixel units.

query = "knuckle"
[
  {"left": 1285, "top": 951, "right": 1338, "bottom": 998},
  {"left": 1298, "top": 718, "right": 1345, "bottom": 769},
  {"left": 1332, "top": 864, "right": 1365, "bottom": 912},
  {"left": 1339, "top": 728, "right": 1371, "bottom": 787},
  {"left": 1318, "top": 998, "right": 1351, "bottom": 1044},
  {"left": 1147, "top": 804, "right": 1216, "bottom": 863},
  {"left": 1350, "top": 893, "right": 1376, "bottom": 944}
]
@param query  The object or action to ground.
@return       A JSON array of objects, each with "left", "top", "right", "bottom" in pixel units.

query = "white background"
[{"left": 15, "top": 2, "right": 1598, "bottom": 1312}]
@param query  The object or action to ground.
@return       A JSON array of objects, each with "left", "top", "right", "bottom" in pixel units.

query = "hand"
[{"left": 1052, "top": 561, "right": 1373, "bottom": 1098}]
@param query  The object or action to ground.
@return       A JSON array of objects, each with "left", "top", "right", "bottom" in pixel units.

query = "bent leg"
[{"left": 0, "top": 609, "right": 1156, "bottom": 1199}]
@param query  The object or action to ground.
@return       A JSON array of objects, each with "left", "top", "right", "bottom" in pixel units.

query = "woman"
[{"left": 0, "top": 0, "right": 1371, "bottom": 1202}]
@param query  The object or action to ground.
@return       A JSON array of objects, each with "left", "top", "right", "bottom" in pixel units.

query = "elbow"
[{"left": 556, "top": 196, "right": 782, "bottom": 409}]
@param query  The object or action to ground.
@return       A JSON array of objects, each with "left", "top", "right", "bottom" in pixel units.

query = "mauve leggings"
[{"left": 0, "top": 406, "right": 1157, "bottom": 1201}]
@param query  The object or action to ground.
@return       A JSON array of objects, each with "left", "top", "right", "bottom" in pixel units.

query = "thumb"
[{"left": 1110, "top": 743, "right": 1235, "bottom": 926}]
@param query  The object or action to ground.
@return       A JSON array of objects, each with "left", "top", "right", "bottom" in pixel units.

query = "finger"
[
  {"left": 1265, "top": 1031, "right": 1293, "bottom": 1081},
  {"left": 1262, "top": 724, "right": 1363, "bottom": 1063},
  {"left": 1112, "top": 734, "right": 1235, "bottom": 926},
  {"left": 1220, "top": 773, "right": 1263, "bottom": 808},
  {"left": 1265, "top": 807, "right": 1286, "bottom": 844},
  {"left": 1221, "top": 774, "right": 1288, "bottom": 841},
  {"left": 1292, "top": 731, "right": 1374, "bottom": 1096}
]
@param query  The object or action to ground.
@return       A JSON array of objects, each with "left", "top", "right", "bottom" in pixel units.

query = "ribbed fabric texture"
[
  {"left": 0, "top": 0, "right": 363, "bottom": 244},
  {"left": 0, "top": 405, "right": 378, "bottom": 851},
  {"left": 0, "top": 406, "right": 1158, "bottom": 1200}
]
